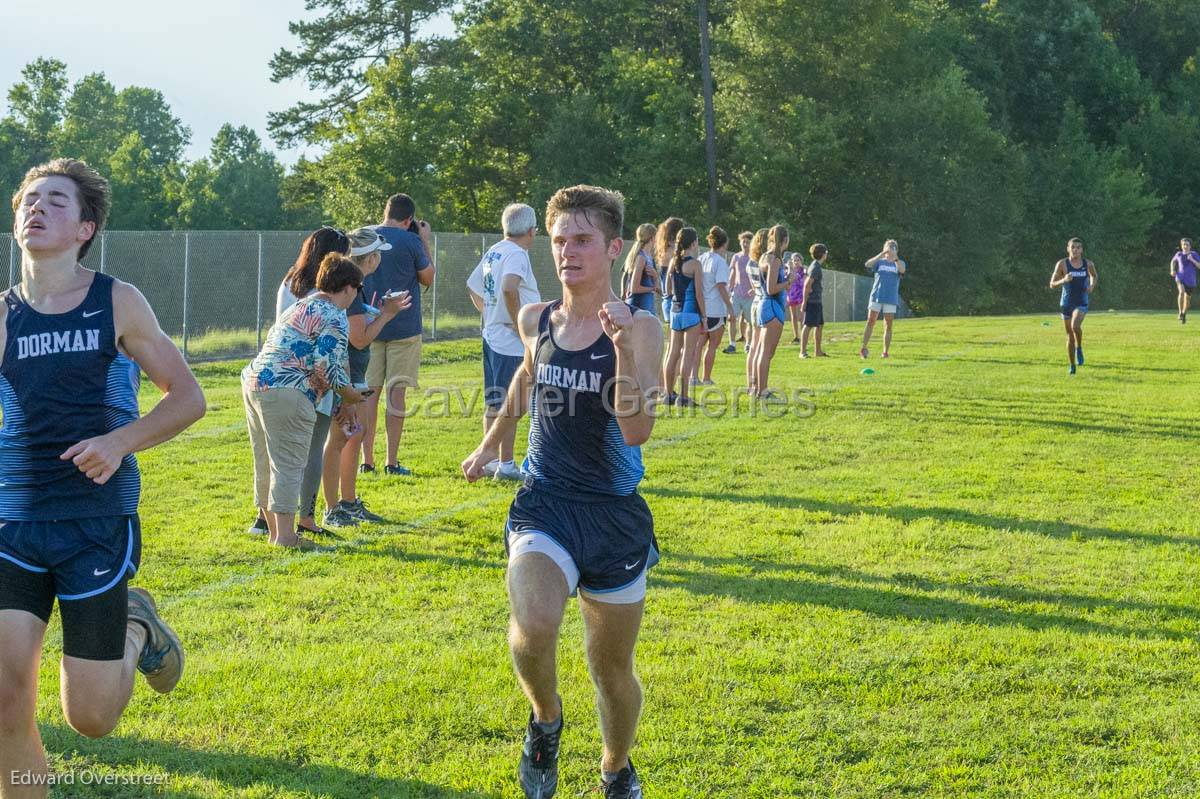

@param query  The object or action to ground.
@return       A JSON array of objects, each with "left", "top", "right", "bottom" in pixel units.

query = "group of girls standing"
[{"left": 623, "top": 217, "right": 821, "bottom": 403}]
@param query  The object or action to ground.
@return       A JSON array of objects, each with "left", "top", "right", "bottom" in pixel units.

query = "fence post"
[
  {"left": 431, "top": 233, "right": 439, "bottom": 340},
  {"left": 256, "top": 232, "right": 264, "bottom": 351},
  {"left": 851, "top": 273, "right": 857, "bottom": 320},
  {"left": 99, "top": 232, "right": 106, "bottom": 274},
  {"left": 7, "top": 236, "right": 14, "bottom": 289},
  {"left": 182, "top": 232, "right": 190, "bottom": 362},
  {"left": 832, "top": 270, "right": 839, "bottom": 323}
]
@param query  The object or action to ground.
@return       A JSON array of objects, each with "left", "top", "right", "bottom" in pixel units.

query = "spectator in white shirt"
[{"left": 466, "top": 204, "right": 541, "bottom": 481}]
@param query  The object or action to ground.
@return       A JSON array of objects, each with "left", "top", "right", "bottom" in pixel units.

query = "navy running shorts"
[
  {"left": 1060, "top": 302, "right": 1089, "bottom": 320},
  {"left": 505, "top": 483, "right": 658, "bottom": 598},
  {"left": 0, "top": 515, "right": 141, "bottom": 660},
  {"left": 803, "top": 302, "right": 824, "bottom": 327}
]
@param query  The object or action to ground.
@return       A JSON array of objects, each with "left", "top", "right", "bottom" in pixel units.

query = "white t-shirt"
[
  {"left": 698, "top": 251, "right": 731, "bottom": 318},
  {"left": 466, "top": 239, "right": 540, "bottom": 356}
]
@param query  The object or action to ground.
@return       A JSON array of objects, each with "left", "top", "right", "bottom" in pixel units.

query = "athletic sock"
[{"left": 534, "top": 716, "right": 562, "bottom": 734}]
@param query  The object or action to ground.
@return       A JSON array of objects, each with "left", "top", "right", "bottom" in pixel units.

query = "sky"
[{"left": 0, "top": 0, "right": 455, "bottom": 166}]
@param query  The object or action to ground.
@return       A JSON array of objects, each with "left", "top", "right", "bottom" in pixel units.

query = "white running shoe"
[
  {"left": 495, "top": 462, "right": 524, "bottom": 482},
  {"left": 482, "top": 459, "right": 501, "bottom": 477}
]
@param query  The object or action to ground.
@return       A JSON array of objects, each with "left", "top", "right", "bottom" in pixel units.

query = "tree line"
[{"left": 5, "top": 1, "right": 1199, "bottom": 313}]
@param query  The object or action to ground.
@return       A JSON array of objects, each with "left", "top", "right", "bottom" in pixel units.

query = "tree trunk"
[{"left": 698, "top": 0, "right": 719, "bottom": 218}]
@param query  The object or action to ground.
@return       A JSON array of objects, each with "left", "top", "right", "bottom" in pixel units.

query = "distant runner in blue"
[
  {"left": 1170, "top": 238, "right": 1199, "bottom": 324},
  {"left": 1050, "top": 237, "right": 1098, "bottom": 375},
  {"left": 860, "top": 239, "right": 907, "bottom": 359},
  {"left": 0, "top": 159, "right": 206, "bottom": 797},
  {"left": 463, "top": 185, "right": 663, "bottom": 799}
]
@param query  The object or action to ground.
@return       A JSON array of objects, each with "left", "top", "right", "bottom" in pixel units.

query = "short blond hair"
[
  {"left": 12, "top": 158, "right": 111, "bottom": 259},
  {"left": 545, "top": 185, "right": 624, "bottom": 242}
]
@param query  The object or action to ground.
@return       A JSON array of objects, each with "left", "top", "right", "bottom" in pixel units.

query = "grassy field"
[{"left": 30, "top": 312, "right": 1200, "bottom": 798}]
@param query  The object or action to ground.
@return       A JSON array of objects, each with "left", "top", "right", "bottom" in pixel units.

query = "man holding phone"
[{"left": 360, "top": 193, "right": 434, "bottom": 476}]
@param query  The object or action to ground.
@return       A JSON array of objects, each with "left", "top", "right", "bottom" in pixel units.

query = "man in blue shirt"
[{"left": 360, "top": 193, "right": 434, "bottom": 476}]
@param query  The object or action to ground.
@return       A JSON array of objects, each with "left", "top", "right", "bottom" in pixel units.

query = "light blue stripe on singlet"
[
  {"left": 601, "top": 417, "right": 643, "bottom": 495},
  {"left": 103, "top": 354, "right": 141, "bottom": 512},
  {"left": 0, "top": 374, "right": 33, "bottom": 514}
]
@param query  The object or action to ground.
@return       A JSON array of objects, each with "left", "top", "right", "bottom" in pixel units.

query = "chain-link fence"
[{"left": 0, "top": 231, "right": 887, "bottom": 361}]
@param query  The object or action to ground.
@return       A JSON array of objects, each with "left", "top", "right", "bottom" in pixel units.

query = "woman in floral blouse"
[{"left": 242, "top": 254, "right": 367, "bottom": 549}]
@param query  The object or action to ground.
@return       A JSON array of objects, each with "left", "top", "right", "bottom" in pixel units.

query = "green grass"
[{"left": 31, "top": 312, "right": 1200, "bottom": 797}]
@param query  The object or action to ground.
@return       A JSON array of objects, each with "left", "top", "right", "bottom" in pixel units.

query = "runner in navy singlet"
[
  {"left": 0, "top": 160, "right": 205, "bottom": 796},
  {"left": 463, "top": 186, "right": 662, "bottom": 798},
  {"left": 1049, "top": 237, "right": 1098, "bottom": 375}
]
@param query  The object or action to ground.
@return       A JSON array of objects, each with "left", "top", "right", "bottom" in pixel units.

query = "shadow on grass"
[
  {"left": 655, "top": 551, "right": 1194, "bottom": 641},
  {"left": 41, "top": 725, "right": 499, "bottom": 799},
  {"left": 843, "top": 395, "right": 1200, "bottom": 442},
  {"left": 358, "top": 524, "right": 1190, "bottom": 641},
  {"left": 642, "top": 487, "right": 1200, "bottom": 550}
]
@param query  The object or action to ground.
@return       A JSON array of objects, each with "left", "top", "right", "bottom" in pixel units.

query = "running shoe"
[
  {"left": 1075, "top": 347, "right": 1084, "bottom": 366},
  {"left": 482, "top": 459, "right": 501, "bottom": 478},
  {"left": 247, "top": 516, "right": 268, "bottom": 536},
  {"left": 799, "top": 352, "right": 809, "bottom": 359},
  {"left": 882, "top": 352, "right": 890, "bottom": 359},
  {"left": 348, "top": 497, "right": 386, "bottom": 523},
  {"left": 722, "top": 344, "right": 736, "bottom": 354},
  {"left": 128, "top": 588, "right": 184, "bottom": 694},
  {"left": 700, "top": 379, "right": 715, "bottom": 386},
  {"left": 323, "top": 504, "right": 360, "bottom": 528},
  {"left": 791, "top": 337, "right": 801, "bottom": 344},
  {"left": 518, "top": 708, "right": 562, "bottom": 799},
  {"left": 601, "top": 760, "right": 644, "bottom": 799},
  {"left": 495, "top": 462, "right": 524, "bottom": 481},
  {"left": 358, "top": 463, "right": 376, "bottom": 474},
  {"left": 384, "top": 464, "right": 412, "bottom": 476},
  {"left": 859, "top": 347, "right": 868, "bottom": 359},
  {"left": 1069, "top": 364, "right": 1077, "bottom": 375}
]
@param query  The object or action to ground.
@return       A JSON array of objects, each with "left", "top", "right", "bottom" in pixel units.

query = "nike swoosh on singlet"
[
  {"left": 82, "top": 310, "right": 103, "bottom": 318},
  {"left": 590, "top": 353, "right": 609, "bottom": 360},
  {"left": 624, "top": 560, "right": 641, "bottom": 571},
  {"left": 93, "top": 568, "right": 111, "bottom": 577}
]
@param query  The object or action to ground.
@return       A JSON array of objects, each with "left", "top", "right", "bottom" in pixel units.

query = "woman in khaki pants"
[{"left": 242, "top": 255, "right": 367, "bottom": 549}]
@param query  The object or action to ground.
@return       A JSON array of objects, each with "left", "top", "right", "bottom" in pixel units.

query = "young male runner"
[
  {"left": 462, "top": 185, "right": 663, "bottom": 798},
  {"left": 1170, "top": 238, "right": 1199, "bottom": 323},
  {"left": 1050, "top": 237, "right": 1097, "bottom": 375},
  {"left": 0, "top": 159, "right": 206, "bottom": 798}
]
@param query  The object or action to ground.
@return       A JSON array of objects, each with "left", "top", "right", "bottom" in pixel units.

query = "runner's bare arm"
[
  {"left": 602, "top": 305, "right": 663, "bottom": 446},
  {"left": 1049, "top": 260, "right": 1068, "bottom": 288},
  {"left": 62, "top": 281, "right": 206, "bottom": 484}
]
